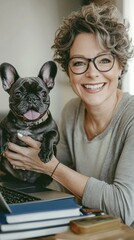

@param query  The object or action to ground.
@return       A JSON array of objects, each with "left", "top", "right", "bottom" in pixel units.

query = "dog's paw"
[{"left": 38, "top": 149, "right": 53, "bottom": 163}]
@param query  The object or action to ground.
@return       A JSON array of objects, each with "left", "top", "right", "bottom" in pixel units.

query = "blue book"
[
  {"left": 0, "top": 214, "right": 96, "bottom": 232},
  {"left": 0, "top": 197, "right": 81, "bottom": 224},
  {"left": 0, "top": 225, "right": 69, "bottom": 240}
]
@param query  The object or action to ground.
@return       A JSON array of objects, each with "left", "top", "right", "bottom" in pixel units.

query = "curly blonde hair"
[{"left": 52, "top": 3, "right": 134, "bottom": 77}]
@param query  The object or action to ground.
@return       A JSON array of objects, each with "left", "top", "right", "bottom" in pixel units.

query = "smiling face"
[{"left": 68, "top": 33, "right": 122, "bottom": 108}]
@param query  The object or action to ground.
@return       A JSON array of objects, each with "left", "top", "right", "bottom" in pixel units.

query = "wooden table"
[{"left": 33, "top": 223, "right": 134, "bottom": 240}]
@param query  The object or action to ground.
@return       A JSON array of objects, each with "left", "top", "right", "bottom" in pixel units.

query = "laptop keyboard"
[{"left": 0, "top": 185, "right": 40, "bottom": 204}]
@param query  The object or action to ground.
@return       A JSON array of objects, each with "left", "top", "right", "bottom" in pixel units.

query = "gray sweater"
[{"left": 57, "top": 92, "right": 134, "bottom": 226}]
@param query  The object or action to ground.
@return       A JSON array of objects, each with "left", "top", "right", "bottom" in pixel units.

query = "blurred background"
[{"left": 0, "top": 0, "right": 133, "bottom": 124}]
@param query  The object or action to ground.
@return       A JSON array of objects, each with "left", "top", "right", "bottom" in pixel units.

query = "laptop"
[{"left": 0, "top": 172, "right": 72, "bottom": 213}]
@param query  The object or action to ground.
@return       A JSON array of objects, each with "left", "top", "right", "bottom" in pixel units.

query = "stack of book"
[{"left": 0, "top": 196, "right": 95, "bottom": 240}]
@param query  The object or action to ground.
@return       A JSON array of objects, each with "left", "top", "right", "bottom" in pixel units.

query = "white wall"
[
  {"left": 122, "top": 0, "right": 134, "bottom": 94},
  {"left": 115, "top": 0, "right": 122, "bottom": 12},
  {"left": 0, "top": 0, "right": 80, "bottom": 123},
  {"left": 114, "top": 0, "right": 134, "bottom": 94}
]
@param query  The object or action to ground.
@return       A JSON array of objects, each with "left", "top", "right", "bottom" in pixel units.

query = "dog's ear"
[
  {"left": 38, "top": 61, "right": 57, "bottom": 91},
  {"left": 0, "top": 63, "right": 20, "bottom": 92}
]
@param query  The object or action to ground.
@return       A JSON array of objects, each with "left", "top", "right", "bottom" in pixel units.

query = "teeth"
[{"left": 84, "top": 83, "right": 104, "bottom": 90}]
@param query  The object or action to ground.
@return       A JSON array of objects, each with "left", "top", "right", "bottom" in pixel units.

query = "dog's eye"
[
  {"left": 42, "top": 91, "right": 47, "bottom": 97},
  {"left": 15, "top": 92, "right": 22, "bottom": 99}
]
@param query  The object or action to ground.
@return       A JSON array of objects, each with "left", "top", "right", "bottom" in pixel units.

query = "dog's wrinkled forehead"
[{"left": 11, "top": 77, "right": 46, "bottom": 90}]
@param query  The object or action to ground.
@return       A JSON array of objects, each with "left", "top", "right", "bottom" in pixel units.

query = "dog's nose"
[{"left": 28, "top": 95, "right": 37, "bottom": 103}]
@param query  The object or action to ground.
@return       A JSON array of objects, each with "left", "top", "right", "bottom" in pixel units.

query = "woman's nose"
[{"left": 85, "top": 61, "right": 99, "bottom": 77}]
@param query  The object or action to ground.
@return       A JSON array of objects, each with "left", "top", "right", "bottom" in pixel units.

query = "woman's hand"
[
  {"left": 4, "top": 133, "right": 47, "bottom": 173},
  {"left": 4, "top": 133, "right": 89, "bottom": 198}
]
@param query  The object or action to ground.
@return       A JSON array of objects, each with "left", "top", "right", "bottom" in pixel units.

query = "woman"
[{"left": 4, "top": 3, "right": 134, "bottom": 226}]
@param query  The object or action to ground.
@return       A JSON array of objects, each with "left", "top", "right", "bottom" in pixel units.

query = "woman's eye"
[
  {"left": 73, "top": 61, "right": 86, "bottom": 67},
  {"left": 98, "top": 57, "right": 111, "bottom": 64},
  {"left": 74, "top": 62, "right": 84, "bottom": 67}
]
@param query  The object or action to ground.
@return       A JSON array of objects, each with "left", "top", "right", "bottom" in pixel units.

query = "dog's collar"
[{"left": 25, "top": 112, "right": 49, "bottom": 127}]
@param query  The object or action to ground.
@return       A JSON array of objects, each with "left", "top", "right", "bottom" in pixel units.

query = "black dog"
[{"left": 0, "top": 61, "right": 60, "bottom": 186}]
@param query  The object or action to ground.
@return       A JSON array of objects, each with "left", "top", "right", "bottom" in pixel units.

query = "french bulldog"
[{"left": 0, "top": 61, "right": 60, "bottom": 186}]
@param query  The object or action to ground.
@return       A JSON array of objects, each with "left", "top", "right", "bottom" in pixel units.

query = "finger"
[
  {"left": 5, "top": 149, "right": 36, "bottom": 166},
  {"left": 7, "top": 142, "right": 28, "bottom": 156},
  {"left": 7, "top": 155, "right": 30, "bottom": 170},
  {"left": 6, "top": 156, "right": 23, "bottom": 168},
  {"left": 17, "top": 133, "right": 41, "bottom": 149},
  {"left": 7, "top": 142, "right": 40, "bottom": 160},
  {"left": 8, "top": 157, "right": 41, "bottom": 172},
  {"left": 5, "top": 148, "right": 25, "bottom": 161},
  {"left": 13, "top": 163, "right": 26, "bottom": 171},
  {"left": 13, "top": 164, "right": 26, "bottom": 171},
  {"left": 5, "top": 150, "right": 30, "bottom": 167}
]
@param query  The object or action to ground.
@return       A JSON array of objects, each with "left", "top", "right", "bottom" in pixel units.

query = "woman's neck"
[{"left": 84, "top": 90, "right": 123, "bottom": 140}]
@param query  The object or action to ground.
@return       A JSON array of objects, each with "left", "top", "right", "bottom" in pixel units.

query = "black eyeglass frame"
[{"left": 68, "top": 53, "right": 116, "bottom": 75}]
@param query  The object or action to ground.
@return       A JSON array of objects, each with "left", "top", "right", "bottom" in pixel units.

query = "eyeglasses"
[{"left": 68, "top": 53, "right": 115, "bottom": 75}]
